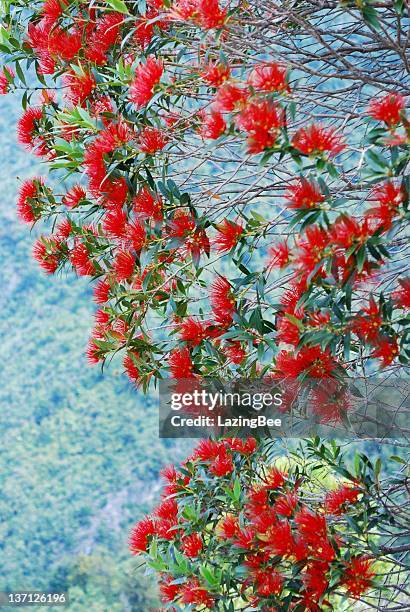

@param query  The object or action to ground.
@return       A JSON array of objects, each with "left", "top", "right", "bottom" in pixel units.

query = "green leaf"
[
  {"left": 354, "top": 452, "right": 361, "bottom": 477},
  {"left": 14, "top": 61, "right": 26, "bottom": 86},
  {"left": 390, "top": 455, "right": 407, "bottom": 465},
  {"left": 362, "top": 5, "right": 381, "bottom": 30},
  {"left": 106, "top": 0, "right": 130, "bottom": 13},
  {"left": 394, "top": 0, "right": 405, "bottom": 14},
  {"left": 366, "top": 149, "right": 389, "bottom": 171},
  {"left": 394, "top": 0, "right": 404, "bottom": 15},
  {"left": 375, "top": 457, "right": 382, "bottom": 478},
  {"left": 200, "top": 565, "right": 219, "bottom": 587},
  {"left": 233, "top": 477, "right": 241, "bottom": 502},
  {"left": 356, "top": 245, "right": 366, "bottom": 273}
]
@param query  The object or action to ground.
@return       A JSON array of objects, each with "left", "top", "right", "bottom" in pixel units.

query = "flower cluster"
[
  {"left": 130, "top": 439, "right": 379, "bottom": 610},
  {"left": 1, "top": 0, "right": 408, "bottom": 399}
]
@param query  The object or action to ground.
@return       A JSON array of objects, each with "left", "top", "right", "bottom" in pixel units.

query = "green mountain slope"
[{"left": 0, "top": 92, "right": 190, "bottom": 610}]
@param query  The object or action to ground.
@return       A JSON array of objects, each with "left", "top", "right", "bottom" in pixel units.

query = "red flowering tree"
[
  {"left": 2, "top": 0, "right": 409, "bottom": 387},
  {"left": 1, "top": 0, "right": 409, "bottom": 608},
  {"left": 130, "top": 438, "right": 410, "bottom": 609}
]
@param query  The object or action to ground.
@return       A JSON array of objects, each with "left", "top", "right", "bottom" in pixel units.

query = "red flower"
[
  {"left": 213, "top": 218, "right": 244, "bottom": 252},
  {"left": 244, "top": 551, "right": 271, "bottom": 571},
  {"left": 295, "top": 507, "right": 327, "bottom": 543},
  {"left": 159, "top": 575, "right": 180, "bottom": 603},
  {"left": 178, "top": 317, "right": 208, "bottom": 345},
  {"left": 197, "top": 0, "right": 227, "bottom": 29},
  {"left": 276, "top": 346, "right": 337, "bottom": 379},
  {"left": 264, "top": 466, "right": 286, "bottom": 489},
  {"left": 95, "top": 119, "right": 132, "bottom": 153},
  {"left": 350, "top": 297, "right": 382, "bottom": 341},
  {"left": 236, "top": 100, "right": 285, "bottom": 153},
  {"left": 254, "top": 569, "right": 283, "bottom": 597},
  {"left": 209, "top": 451, "right": 233, "bottom": 476},
  {"left": 369, "top": 93, "right": 405, "bottom": 126},
  {"left": 155, "top": 517, "right": 178, "bottom": 540},
  {"left": 217, "top": 514, "right": 239, "bottom": 539},
  {"left": 129, "top": 56, "right": 163, "bottom": 107},
  {"left": 134, "top": 0, "right": 166, "bottom": 46},
  {"left": 167, "top": 210, "right": 195, "bottom": 239},
  {"left": 246, "top": 485, "right": 269, "bottom": 516},
  {"left": 276, "top": 314, "right": 300, "bottom": 346},
  {"left": 365, "top": 181, "right": 405, "bottom": 230},
  {"left": 292, "top": 123, "right": 345, "bottom": 157},
  {"left": 330, "top": 215, "right": 370, "bottom": 249},
  {"left": 285, "top": 178, "right": 325, "bottom": 209},
  {"left": 113, "top": 249, "right": 135, "bottom": 281},
  {"left": 168, "top": 0, "right": 198, "bottom": 21},
  {"left": 180, "top": 578, "right": 214, "bottom": 608},
  {"left": 86, "top": 338, "right": 104, "bottom": 365},
  {"left": 297, "top": 224, "right": 329, "bottom": 273},
  {"left": 63, "top": 70, "right": 96, "bottom": 106},
  {"left": 248, "top": 62, "right": 289, "bottom": 93},
  {"left": 0, "top": 66, "right": 14, "bottom": 94},
  {"left": 186, "top": 227, "right": 210, "bottom": 258},
  {"left": 201, "top": 62, "right": 230, "bottom": 86},
  {"left": 341, "top": 556, "right": 375, "bottom": 598},
  {"left": 46, "top": 28, "right": 82, "bottom": 63},
  {"left": 102, "top": 178, "right": 129, "bottom": 209},
  {"left": 93, "top": 278, "right": 111, "bottom": 303},
  {"left": 274, "top": 492, "right": 299, "bottom": 517},
  {"left": 269, "top": 241, "right": 290, "bottom": 269},
  {"left": 370, "top": 181, "right": 405, "bottom": 208},
  {"left": 26, "top": 20, "right": 56, "bottom": 74},
  {"left": 85, "top": 13, "right": 124, "bottom": 64},
  {"left": 181, "top": 532, "right": 203, "bottom": 557},
  {"left": 169, "top": 346, "right": 195, "bottom": 378},
  {"left": 155, "top": 498, "right": 179, "bottom": 520},
  {"left": 325, "top": 484, "right": 360, "bottom": 515},
  {"left": 129, "top": 517, "right": 155, "bottom": 553},
  {"left": 280, "top": 281, "right": 305, "bottom": 311},
  {"left": 56, "top": 219, "right": 72, "bottom": 239},
  {"left": 123, "top": 352, "right": 140, "bottom": 385},
  {"left": 302, "top": 560, "right": 329, "bottom": 599},
  {"left": 126, "top": 219, "right": 146, "bottom": 251},
  {"left": 160, "top": 463, "right": 177, "bottom": 483},
  {"left": 138, "top": 126, "right": 168, "bottom": 153},
  {"left": 200, "top": 110, "right": 226, "bottom": 139},
  {"left": 225, "top": 437, "right": 257, "bottom": 454},
  {"left": 70, "top": 242, "right": 96, "bottom": 276},
  {"left": 62, "top": 185, "right": 86, "bottom": 208},
  {"left": 371, "top": 335, "right": 399, "bottom": 367},
  {"left": 17, "top": 177, "right": 44, "bottom": 223},
  {"left": 393, "top": 277, "right": 410, "bottom": 309},
  {"left": 210, "top": 276, "right": 236, "bottom": 324},
  {"left": 234, "top": 527, "right": 256, "bottom": 549},
  {"left": 193, "top": 439, "right": 224, "bottom": 461},
  {"left": 224, "top": 341, "right": 246, "bottom": 364},
  {"left": 17, "top": 107, "right": 43, "bottom": 149},
  {"left": 214, "top": 83, "right": 248, "bottom": 111},
  {"left": 103, "top": 208, "right": 128, "bottom": 238},
  {"left": 41, "top": 0, "right": 68, "bottom": 21},
  {"left": 133, "top": 187, "right": 163, "bottom": 221},
  {"left": 133, "top": 9, "right": 158, "bottom": 49},
  {"left": 263, "top": 520, "right": 296, "bottom": 558},
  {"left": 309, "top": 385, "right": 352, "bottom": 424},
  {"left": 33, "top": 237, "right": 62, "bottom": 274}
]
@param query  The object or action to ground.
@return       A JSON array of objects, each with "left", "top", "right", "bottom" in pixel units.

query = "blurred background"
[{"left": 0, "top": 92, "right": 191, "bottom": 610}]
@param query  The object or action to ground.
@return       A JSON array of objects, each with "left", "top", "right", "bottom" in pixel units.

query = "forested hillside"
[{"left": 0, "top": 92, "right": 190, "bottom": 610}]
